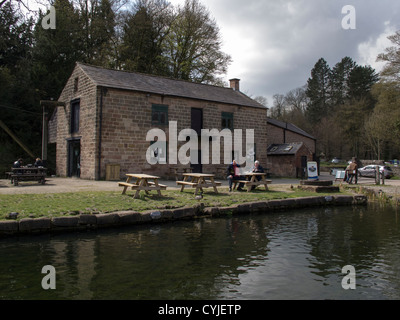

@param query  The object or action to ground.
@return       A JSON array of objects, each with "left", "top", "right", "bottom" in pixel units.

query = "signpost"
[{"left": 307, "top": 161, "right": 319, "bottom": 180}]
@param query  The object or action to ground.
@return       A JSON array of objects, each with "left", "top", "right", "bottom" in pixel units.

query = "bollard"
[{"left": 375, "top": 166, "right": 380, "bottom": 185}]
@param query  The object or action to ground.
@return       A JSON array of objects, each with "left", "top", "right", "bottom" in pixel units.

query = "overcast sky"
[{"left": 170, "top": 0, "right": 400, "bottom": 105}]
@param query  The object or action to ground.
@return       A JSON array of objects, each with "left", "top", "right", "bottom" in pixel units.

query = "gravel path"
[{"left": 1, "top": 173, "right": 399, "bottom": 196}]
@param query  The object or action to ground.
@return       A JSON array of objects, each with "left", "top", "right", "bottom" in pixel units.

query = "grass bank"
[{"left": 0, "top": 186, "right": 351, "bottom": 221}]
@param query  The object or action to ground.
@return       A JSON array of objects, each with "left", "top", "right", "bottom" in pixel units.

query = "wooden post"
[
  {"left": 375, "top": 166, "right": 380, "bottom": 185},
  {"left": 42, "top": 105, "right": 48, "bottom": 163}
]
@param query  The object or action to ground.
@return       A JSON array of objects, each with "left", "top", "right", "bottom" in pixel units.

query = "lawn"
[{"left": 0, "top": 186, "right": 347, "bottom": 221}]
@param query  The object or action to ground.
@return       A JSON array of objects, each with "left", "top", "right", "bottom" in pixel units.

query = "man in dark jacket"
[
  {"left": 227, "top": 160, "right": 245, "bottom": 192},
  {"left": 13, "top": 158, "right": 23, "bottom": 168}
]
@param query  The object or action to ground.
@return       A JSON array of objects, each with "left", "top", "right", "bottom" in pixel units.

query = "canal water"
[{"left": 1, "top": 204, "right": 399, "bottom": 300}]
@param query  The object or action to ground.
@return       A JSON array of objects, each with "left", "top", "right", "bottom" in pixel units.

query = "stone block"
[
  {"left": 52, "top": 216, "right": 79, "bottom": 228},
  {"left": 117, "top": 211, "right": 142, "bottom": 225},
  {"left": 0, "top": 221, "right": 19, "bottom": 234},
  {"left": 268, "top": 200, "right": 283, "bottom": 210},
  {"left": 95, "top": 213, "right": 120, "bottom": 226},
  {"left": 217, "top": 206, "right": 237, "bottom": 216},
  {"left": 172, "top": 207, "right": 196, "bottom": 219},
  {"left": 140, "top": 212, "right": 152, "bottom": 222},
  {"left": 203, "top": 207, "right": 220, "bottom": 216},
  {"left": 333, "top": 195, "right": 355, "bottom": 205},
  {"left": 249, "top": 201, "right": 269, "bottom": 213},
  {"left": 236, "top": 203, "right": 252, "bottom": 213},
  {"left": 295, "top": 197, "right": 326, "bottom": 208},
  {"left": 78, "top": 214, "right": 97, "bottom": 226},
  {"left": 19, "top": 218, "right": 51, "bottom": 233},
  {"left": 278, "top": 198, "right": 298, "bottom": 209},
  {"left": 159, "top": 210, "right": 174, "bottom": 220}
]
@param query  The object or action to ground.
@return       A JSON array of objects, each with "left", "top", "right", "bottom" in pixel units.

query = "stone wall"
[
  {"left": 0, "top": 195, "right": 367, "bottom": 238},
  {"left": 267, "top": 144, "right": 314, "bottom": 177},
  {"left": 99, "top": 89, "right": 268, "bottom": 179},
  {"left": 55, "top": 65, "right": 268, "bottom": 180},
  {"left": 56, "top": 65, "right": 98, "bottom": 179}
]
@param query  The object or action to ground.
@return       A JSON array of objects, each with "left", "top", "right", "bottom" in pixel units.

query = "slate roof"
[
  {"left": 267, "top": 118, "right": 316, "bottom": 140},
  {"left": 267, "top": 142, "right": 305, "bottom": 155},
  {"left": 77, "top": 63, "right": 266, "bottom": 109}
]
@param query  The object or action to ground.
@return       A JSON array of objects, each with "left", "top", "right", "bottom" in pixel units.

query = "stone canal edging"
[{"left": 0, "top": 194, "right": 367, "bottom": 237}]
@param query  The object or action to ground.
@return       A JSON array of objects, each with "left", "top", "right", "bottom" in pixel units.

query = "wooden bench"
[
  {"left": 119, "top": 174, "right": 166, "bottom": 198},
  {"left": 118, "top": 182, "right": 139, "bottom": 194},
  {"left": 178, "top": 173, "right": 221, "bottom": 194},
  {"left": 8, "top": 167, "right": 47, "bottom": 186},
  {"left": 118, "top": 182, "right": 168, "bottom": 194},
  {"left": 176, "top": 180, "right": 222, "bottom": 188},
  {"left": 233, "top": 173, "right": 271, "bottom": 192},
  {"left": 10, "top": 173, "right": 47, "bottom": 186},
  {"left": 176, "top": 181, "right": 197, "bottom": 187}
]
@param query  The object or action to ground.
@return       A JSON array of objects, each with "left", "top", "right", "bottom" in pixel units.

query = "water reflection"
[{"left": 0, "top": 204, "right": 399, "bottom": 300}]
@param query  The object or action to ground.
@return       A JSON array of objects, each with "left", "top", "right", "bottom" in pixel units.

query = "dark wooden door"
[
  {"left": 191, "top": 108, "right": 203, "bottom": 173},
  {"left": 68, "top": 139, "right": 81, "bottom": 177}
]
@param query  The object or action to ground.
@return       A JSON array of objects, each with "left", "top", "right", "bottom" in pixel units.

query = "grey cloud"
[{"left": 172, "top": 0, "right": 400, "bottom": 101}]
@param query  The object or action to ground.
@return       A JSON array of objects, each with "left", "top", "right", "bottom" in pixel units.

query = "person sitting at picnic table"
[
  {"left": 13, "top": 158, "right": 23, "bottom": 174},
  {"left": 249, "top": 160, "right": 265, "bottom": 190},
  {"left": 13, "top": 158, "right": 23, "bottom": 168},
  {"left": 34, "top": 158, "right": 43, "bottom": 167},
  {"left": 227, "top": 159, "right": 245, "bottom": 192}
]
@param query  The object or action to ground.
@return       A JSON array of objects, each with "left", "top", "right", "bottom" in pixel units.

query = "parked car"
[
  {"left": 331, "top": 158, "right": 342, "bottom": 164},
  {"left": 358, "top": 165, "right": 394, "bottom": 179}
]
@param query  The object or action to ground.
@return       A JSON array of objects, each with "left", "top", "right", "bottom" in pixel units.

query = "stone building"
[
  {"left": 49, "top": 63, "right": 268, "bottom": 180},
  {"left": 267, "top": 142, "right": 314, "bottom": 178},
  {"left": 266, "top": 118, "right": 316, "bottom": 177}
]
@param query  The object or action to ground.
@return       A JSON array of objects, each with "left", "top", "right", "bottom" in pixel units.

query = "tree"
[
  {"left": 285, "top": 86, "right": 308, "bottom": 113},
  {"left": 364, "top": 110, "right": 391, "bottom": 160},
  {"left": 377, "top": 30, "right": 400, "bottom": 82},
  {"left": 77, "top": 0, "right": 116, "bottom": 66},
  {"left": 305, "top": 58, "right": 331, "bottom": 124},
  {"left": 119, "top": 0, "right": 172, "bottom": 74},
  {"left": 347, "top": 65, "right": 379, "bottom": 105},
  {"left": 336, "top": 98, "right": 371, "bottom": 157},
  {"left": 0, "top": 1, "right": 41, "bottom": 173},
  {"left": 369, "top": 81, "right": 400, "bottom": 158},
  {"left": 269, "top": 94, "right": 286, "bottom": 120},
  {"left": 165, "top": 0, "right": 231, "bottom": 84},
  {"left": 32, "top": 0, "right": 82, "bottom": 100},
  {"left": 330, "top": 56, "right": 356, "bottom": 106}
]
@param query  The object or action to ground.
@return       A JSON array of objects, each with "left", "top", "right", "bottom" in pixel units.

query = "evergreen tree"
[
  {"left": 78, "top": 0, "right": 116, "bottom": 66},
  {"left": 119, "top": 0, "right": 171, "bottom": 74},
  {"left": 0, "top": 1, "right": 40, "bottom": 172},
  {"left": 32, "top": 0, "right": 82, "bottom": 100},
  {"left": 347, "top": 65, "right": 379, "bottom": 105},
  {"left": 305, "top": 58, "right": 331, "bottom": 124},
  {"left": 330, "top": 56, "right": 356, "bottom": 106}
]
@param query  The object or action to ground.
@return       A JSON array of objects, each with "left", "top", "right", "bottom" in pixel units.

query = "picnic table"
[
  {"left": 118, "top": 174, "right": 167, "bottom": 198},
  {"left": 233, "top": 172, "right": 271, "bottom": 192},
  {"left": 8, "top": 167, "right": 47, "bottom": 186},
  {"left": 176, "top": 173, "right": 221, "bottom": 195}
]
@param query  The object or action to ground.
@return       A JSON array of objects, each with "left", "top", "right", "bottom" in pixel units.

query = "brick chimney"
[{"left": 229, "top": 78, "right": 240, "bottom": 91}]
